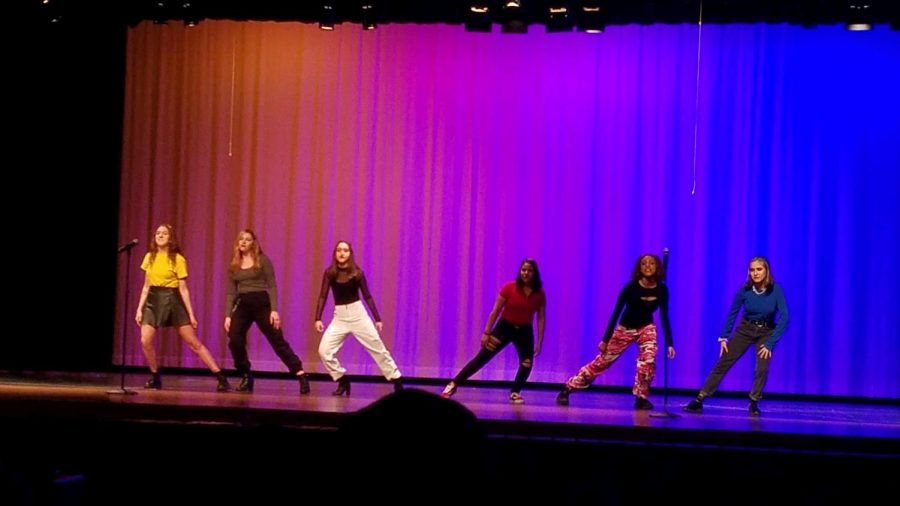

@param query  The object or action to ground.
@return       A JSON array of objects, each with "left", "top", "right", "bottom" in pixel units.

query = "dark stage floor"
[{"left": 2, "top": 371, "right": 898, "bottom": 505}]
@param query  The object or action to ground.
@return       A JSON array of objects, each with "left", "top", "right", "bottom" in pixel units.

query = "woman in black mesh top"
[
  {"left": 224, "top": 229, "right": 310, "bottom": 395},
  {"left": 315, "top": 240, "right": 402, "bottom": 396}
]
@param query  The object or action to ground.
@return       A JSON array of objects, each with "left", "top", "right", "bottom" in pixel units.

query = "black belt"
[{"left": 743, "top": 318, "right": 773, "bottom": 329}]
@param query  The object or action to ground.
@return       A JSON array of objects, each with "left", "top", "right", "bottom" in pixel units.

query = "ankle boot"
[
  {"left": 556, "top": 387, "right": 571, "bottom": 406},
  {"left": 332, "top": 376, "right": 351, "bottom": 396},
  {"left": 298, "top": 373, "right": 311, "bottom": 395},
  {"left": 144, "top": 372, "right": 162, "bottom": 390},
  {"left": 216, "top": 372, "right": 231, "bottom": 392},
  {"left": 237, "top": 373, "right": 254, "bottom": 393}
]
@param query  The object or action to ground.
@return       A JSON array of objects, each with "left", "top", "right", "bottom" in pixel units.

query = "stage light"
[
  {"left": 465, "top": 4, "right": 492, "bottom": 32},
  {"left": 846, "top": 2, "right": 873, "bottom": 31}
]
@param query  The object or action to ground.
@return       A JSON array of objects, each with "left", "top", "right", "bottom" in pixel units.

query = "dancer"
[
  {"left": 441, "top": 259, "right": 546, "bottom": 404},
  {"left": 556, "top": 254, "right": 674, "bottom": 409}
]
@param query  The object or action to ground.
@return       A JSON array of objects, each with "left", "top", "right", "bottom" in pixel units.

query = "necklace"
[{"left": 752, "top": 285, "right": 766, "bottom": 295}]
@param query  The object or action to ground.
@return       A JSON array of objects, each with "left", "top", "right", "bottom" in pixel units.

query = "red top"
[{"left": 499, "top": 281, "right": 545, "bottom": 325}]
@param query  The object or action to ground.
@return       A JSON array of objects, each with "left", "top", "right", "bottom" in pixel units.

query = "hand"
[
  {"left": 719, "top": 340, "right": 729, "bottom": 357},
  {"left": 270, "top": 311, "right": 281, "bottom": 330},
  {"left": 667, "top": 346, "right": 676, "bottom": 359},
  {"left": 224, "top": 317, "right": 231, "bottom": 332},
  {"left": 534, "top": 343, "right": 542, "bottom": 357},
  {"left": 375, "top": 321, "right": 383, "bottom": 333},
  {"left": 481, "top": 333, "right": 501, "bottom": 351},
  {"left": 190, "top": 315, "right": 198, "bottom": 329},
  {"left": 598, "top": 341, "right": 608, "bottom": 353},
  {"left": 134, "top": 310, "right": 142, "bottom": 326},
  {"left": 315, "top": 320, "right": 324, "bottom": 333},
  {"left": 757, "top": 346, "right": 772, "bottom": 359}
]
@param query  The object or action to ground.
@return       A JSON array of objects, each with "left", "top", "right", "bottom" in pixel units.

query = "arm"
[
  {"left": 720, "top": 287, "right": 745, "bottom": 339},
  {"left": 177, "top": 279, "right": 198, "bottom": 328},
  {"left": 764, "top": 285, "right": 790, "bottom": 351},
  {"left": 224, "top": 268, "right": 236, "bottom": 331},
  {"left": 358, "top": 272, "right": 382, "bottom": 323},
  {"left": 481, "top": 295, "right": 506, "bottom": 350},
  {"left": 534, "top": 303, "right": 546, "bottom": 357},
  {"left": 314, "top": 272, "right": 331, "bottom": 332},
  {"left": 260, "top": 255, "right": 279, "bottom": 312},
  {"left": 261, "top": 255, "right": 281, "bottom": 329},
  {"left": 602, "top": 285, "right": 629, "bottom": 343},
  {"left": 134, "top": 272, "right": 151, "bottom": 326},
  {"left": 660, "top": 284, "right": 675, "bottom": 358}
]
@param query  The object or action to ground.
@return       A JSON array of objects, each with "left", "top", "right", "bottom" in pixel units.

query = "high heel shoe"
[
  {"left": 332, "top": 376, "right": 351, "bottom": 396},
  {"left": 555, "top": 388, "right": 571, "bottom": 406},
  {"left": 236, "top": 373, "right": 254, "bottom": 393},
  {"left": 144, "top": 372, "right": 162, "bottom": 390},
  {"left": 216, "top": 372, "right": 231, "bottom": 392},
  {"left": 389, "top": 377, "right": 404, "bottom": 392},
  {"left": 298, "top": 373, "right": 311, "bottom": 395}
]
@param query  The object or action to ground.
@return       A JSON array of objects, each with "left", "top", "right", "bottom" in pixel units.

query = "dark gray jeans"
[{"left": 699, "top": 320, "right": 773, "bottom": 401}]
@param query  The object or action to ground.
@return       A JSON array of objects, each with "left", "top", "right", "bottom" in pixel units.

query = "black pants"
[
  {"left": 453, "top": 319, "right": 534, "bottom": 393},
  {"left": 228, "top": 291, "right": 303, "bottom": 374}
]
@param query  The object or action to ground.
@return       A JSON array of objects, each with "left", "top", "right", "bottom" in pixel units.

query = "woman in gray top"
[{"left": 225, "top": 229, "right": 310, "bottom": 394}]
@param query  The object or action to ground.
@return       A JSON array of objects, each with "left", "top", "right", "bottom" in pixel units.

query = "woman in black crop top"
[
  {"left": 556, "top": 253, "right": 675, "bottom": 410},
  {"left": 315, "top": 240, "right": 402, "bottom": 396}
]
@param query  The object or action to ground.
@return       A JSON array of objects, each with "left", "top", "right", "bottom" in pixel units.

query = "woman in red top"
[{"left": 441, "top": 259, "right": 546, "bottom": 404}]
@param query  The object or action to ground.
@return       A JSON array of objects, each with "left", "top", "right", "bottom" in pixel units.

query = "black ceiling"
[{"left": 33, "top": 1, "right": 899, "bottom": 27}]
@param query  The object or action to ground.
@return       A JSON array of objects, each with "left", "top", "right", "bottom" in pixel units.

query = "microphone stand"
[
  {"left": 108, "top": 244, "right": 137, "bottom": 396},
  {"left": 650, "top": 248, "right": 678, "bottom": 418}
]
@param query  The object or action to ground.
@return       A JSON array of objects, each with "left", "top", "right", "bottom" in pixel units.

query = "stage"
[{"left": 2, "top": 371, "right": 897, "bottom": 504}]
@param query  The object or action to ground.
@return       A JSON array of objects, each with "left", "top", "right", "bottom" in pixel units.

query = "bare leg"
[
  {"left": 176, "top": 325, "right": 222, "bottom": 373},
  {"left": 140, "top": 324, "right": 158, "bottom": 372}
]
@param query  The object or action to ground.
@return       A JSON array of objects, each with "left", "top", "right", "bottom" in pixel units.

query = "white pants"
[{"left": 318, "top": 301, "right": 401, "bottom": 381}]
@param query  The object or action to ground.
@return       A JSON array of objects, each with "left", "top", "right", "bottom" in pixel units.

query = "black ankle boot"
[
  {"left": 749, "top": 400, "right": 761, "bottom": 416},
  {"left": 389, "top": 377, "right": 404, "bottom": 392},
  {"left": 216, "top": 372, "right": 230, "bottom": 392},
  {"left": 144, "top": 372, "right": 162, "bottom": 390},
  {"left": 556, "top": 388, "right": 571, "bottom": 406},
  {"left": 332, "top": 376, "right": 351, "bottom": 396},
  {"left": 237, "top": 373, "right": 254, "bottom": 393},
  {"left": 298, "top": 373, "right": 311, "bottom": 395},
  {"left": 634, "top": 396, "right": 654, "bottom": 410}
]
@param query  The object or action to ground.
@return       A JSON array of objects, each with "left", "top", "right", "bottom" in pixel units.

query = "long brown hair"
[
  {"left": 630, "top": 254, "right": 665, "bottom": 283},
  {"left": 325, "top": 240, "right": 361, "bottom": 279},
  {"left": 229, "top": 229, "right": 263, "bottom": 273},
  {"left": 148, "top": 224, "right": 181, "bottom": 266}
]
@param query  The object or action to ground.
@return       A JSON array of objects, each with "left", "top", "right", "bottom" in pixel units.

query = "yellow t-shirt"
[{"left": 141, "top": 252, "right": 188, "bottom": 288}]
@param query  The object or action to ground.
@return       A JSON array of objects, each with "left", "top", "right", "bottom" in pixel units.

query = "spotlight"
[
  {"left": 577, "top": 4, "right": 606, "bottom": 34},
  {"left": 501, "top": 0, "right": 527, "bottom": 33},
  {"left": 362, "top": 3, "right": 376, "bottom": 30},
  {"left": 320, "top": 3, "right": 336, "bottom": 31},
  {"left": 546, "top": 4, "right": 573, "bottom": 33},
  {"left": 182, "top": 2, "right": 201, "bottom": 27},
  {"left": 465, "top": 4, "right": 492, "bottom": 33},
  {"left": 846, "top": 2, "right": 873, "bottom": 31}
]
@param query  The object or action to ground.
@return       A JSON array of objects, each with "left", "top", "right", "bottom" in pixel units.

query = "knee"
[
  {"left": 140, "top": 335, "right": 154, "bottom": 349},
  {"left": 521, "top": 358, "right": 533, "bottom": 369}
]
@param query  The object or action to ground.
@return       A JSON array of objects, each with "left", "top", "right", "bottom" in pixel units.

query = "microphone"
[
  {"left": 662, "top": 247, "right": 670, "bottom": 270},
  {"left": 118, "top": 238, "right": 139, "bottom": 253}
]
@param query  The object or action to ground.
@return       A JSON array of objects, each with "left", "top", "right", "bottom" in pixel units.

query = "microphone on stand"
[{"left": 117, "top": 239, "right": 139, "bottom": 253}]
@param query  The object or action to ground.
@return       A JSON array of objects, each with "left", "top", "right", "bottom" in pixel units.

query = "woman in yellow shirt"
[{"left": 134, "top": 224, "right": 229, "bottom": 391}]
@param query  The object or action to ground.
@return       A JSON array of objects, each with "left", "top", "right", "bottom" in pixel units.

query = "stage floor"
[{"left": 2, "top": 370, "right": 897, "bottom": 456}]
